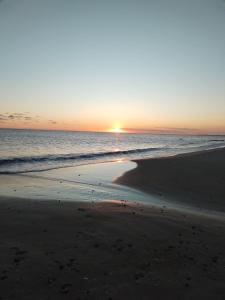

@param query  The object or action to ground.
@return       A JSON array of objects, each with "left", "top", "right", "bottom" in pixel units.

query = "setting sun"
[{"left": 110, "top": 127, "right": 123, "bottom": 133}]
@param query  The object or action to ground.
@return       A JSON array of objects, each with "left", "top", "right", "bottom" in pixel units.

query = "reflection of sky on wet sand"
[
  {"left": 42, "top": 160, "right": 135, "bottom": 184},
  {"left": 1, "top": 160, "right": 225, "bottom": 221},
  {"left": 0, "top": 161, "right": 154, "bottom": 204}
]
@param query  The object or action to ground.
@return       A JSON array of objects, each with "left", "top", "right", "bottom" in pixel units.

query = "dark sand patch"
[{"left": 0, "top": 197, "right": 224, "bottom": 299}]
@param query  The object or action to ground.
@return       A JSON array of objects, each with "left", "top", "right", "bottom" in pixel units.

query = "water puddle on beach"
[
  {"left": 1, "top": 160, "right": 225, "bottom": 221},
  {"left": 0, "top": 161, "right": 160, "bottom": 204}
]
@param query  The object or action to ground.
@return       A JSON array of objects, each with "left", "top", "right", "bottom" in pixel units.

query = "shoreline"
[
  {"left": 115, "top": 147, "right": 225, "bottom": 213},
  {"left": 1, "top": 147, "right": 225, "bottom": 298},
  {"left": 1, "top": 146, "right": 225, "bottom": 214}
]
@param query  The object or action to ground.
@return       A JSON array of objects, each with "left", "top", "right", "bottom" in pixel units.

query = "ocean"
[{"left": 1, "top": 128, "right": 225, "bottom": 174}]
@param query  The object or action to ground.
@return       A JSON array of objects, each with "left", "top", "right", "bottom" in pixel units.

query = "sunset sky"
[{"left": 0, "top": 0, "right": 225, "bottom": 134}]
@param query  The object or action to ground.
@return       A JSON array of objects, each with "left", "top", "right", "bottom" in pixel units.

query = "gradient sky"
[{"left": 0, "top": 0, "right": 225, "bottom": 133}]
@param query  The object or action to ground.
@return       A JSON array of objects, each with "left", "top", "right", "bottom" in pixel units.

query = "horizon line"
[{"left": 1, "top": 126, "right": 225, "bottom": 136}]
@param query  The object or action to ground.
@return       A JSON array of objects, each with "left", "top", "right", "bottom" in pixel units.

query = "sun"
[{"left": 111, "top": 127, "right": 123, "bottom": 133}]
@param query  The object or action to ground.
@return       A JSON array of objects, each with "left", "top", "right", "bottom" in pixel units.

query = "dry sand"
[{"left": 0, "top": 148, "right": 225, "bottom": 299}]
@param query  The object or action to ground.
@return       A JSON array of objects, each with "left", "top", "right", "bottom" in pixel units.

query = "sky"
[{"left": 0, "top": 0, "right": 225, "bottom": 134}]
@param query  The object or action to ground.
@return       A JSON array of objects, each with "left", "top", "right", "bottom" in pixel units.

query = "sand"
[
  {"left": 0, "top": 197, "right": 224, "bottom": 299},
  {"left": 0, "top": 148, "right": 225, "bottom": 299},
  {"left": 116, "top": 147, "right": 225, "bottom": 212}
]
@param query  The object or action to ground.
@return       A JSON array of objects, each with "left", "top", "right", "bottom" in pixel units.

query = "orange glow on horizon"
[{"left": 1, "top": 114, "right": 225, "bottom": 135}]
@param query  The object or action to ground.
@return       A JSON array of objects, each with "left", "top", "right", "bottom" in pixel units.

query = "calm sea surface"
[{"left": 0, "top": 129, "right": 225, "bottom": 174}]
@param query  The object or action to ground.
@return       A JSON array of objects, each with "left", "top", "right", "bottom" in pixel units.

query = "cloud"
[
  {"left": 155, "top": 126, "right": 193, "bottom": 131},
  {"left": 123, "top": 127, "right": 200, "bottom": 134},
  {"left": 0, "top": 112, "right": 61, "bottom": 128},
  {"left": 7, "top": 113, "right": 27, "bottom": 120},
  {"left": 0, "top": 112, "right": 40, "bottom": 123},
  {"left": 0, "top": 114, "right": 8, "bottom": 121},
  {"left": 155, "top": 126, "right": 199, "bottom": 132},
  {"left": 49, "top": 120, "right": 57, "bottom": 124},
  {"left": 24, "top": 116, "right": 32, "bottom": 121}
]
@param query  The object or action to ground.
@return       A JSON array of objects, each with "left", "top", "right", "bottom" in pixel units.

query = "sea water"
[
  {"left": 1, "top": 128, "right": 225, "bottom": 174},
  {"left": 1, "top": 129, "right": 225, "bottom": 217}
]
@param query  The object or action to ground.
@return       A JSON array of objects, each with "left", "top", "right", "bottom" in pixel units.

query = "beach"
[
  {"left": 2, "top": 0, "right": 225, "bottom": 298},
  {"left": 0, "top": 148, "right": 225, "bottom": 299},
  {"left": 0, "top": 197, "right": 225, "bottom": 300},
  {"left": 116, "top": 147, "right": 225, "bottom": 213}
]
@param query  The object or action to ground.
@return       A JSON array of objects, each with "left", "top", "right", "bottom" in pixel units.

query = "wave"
[
  {"left": 209, "top": 139, "right": 225, "bottom": 142},
  {"left": 0, "top": 147, "right": 160, "bottom": 167}
]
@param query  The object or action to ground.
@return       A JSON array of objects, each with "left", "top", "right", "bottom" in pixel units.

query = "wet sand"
[
  {"left": 116, "top": 147, "right": 225, "bottom": 212},
  {"left": 0, "top": 197, "right": 225, "bottom": 300}
]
